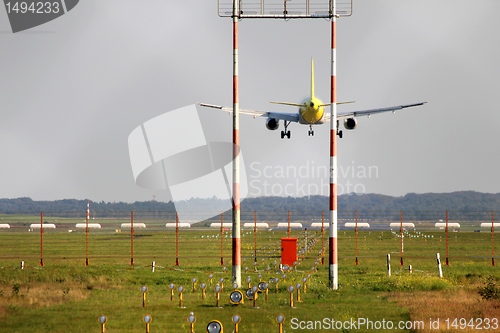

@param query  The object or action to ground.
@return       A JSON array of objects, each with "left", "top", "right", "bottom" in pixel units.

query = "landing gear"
[
  {"left": 308, "top": 125, "right": 314, "bottom": 136},
  {"left": 337, "top": 129, "right": 343, "bottom": 138},
  {"left": 281, "top": 130, "right": 291, "bottom": 139},
  {"left": 281, "top": 121, "right": 291, "bottom": 139}
]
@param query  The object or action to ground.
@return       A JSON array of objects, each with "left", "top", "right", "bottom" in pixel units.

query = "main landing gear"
[
  {"left": 281, "top": 120, "right": 291, "bottom": 139},
  {"left": 279, "top": 123, "right": 343, "bottom": 139}
]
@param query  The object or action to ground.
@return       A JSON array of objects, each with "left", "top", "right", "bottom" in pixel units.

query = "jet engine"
[
  {"left": 343, "top": 118, "right": 357, "bottom": 130},
  {"left": 266, "top": 118, "right": 279, "bottom": 130}
]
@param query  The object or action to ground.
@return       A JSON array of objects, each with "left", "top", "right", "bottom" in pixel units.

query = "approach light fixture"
[
  {"left": 206, "top": 320, "right": 223, "bottom": 333},
  {"left": 229, "top": 289, "right": 244, "bottom": 305},
  {"left": 245, "top": 288, "right": 254, "bottom": 300}
]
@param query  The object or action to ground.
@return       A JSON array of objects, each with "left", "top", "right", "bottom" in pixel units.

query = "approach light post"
[
  {"left": 259, "top": 282, "right": 269, "bottom": 302},
  {"left": 216, "top": 0, "right": 352, "bottom": 290},
  {"left": 215, "top": 285, "right": 222, "bottom": 308},
  {"left": 219, "top": 277, "right": 225, "bottom": 292},
  {"left": 98, "top": 315, "right": 107, "bottom": 333},
  {"left": 288, "top": 285, "right": 295, "bottom": 308},
  {"left": 276, "top": 314, "right": 285, "bottom": 333},
  {"left": 187, "top": 312, "right": 196, "bottom": 333},
  {"left": 143, "top": 314, "right": 152, "bottom": 333},
  {"left": 178, "top": 285, "right": 185, "bottom": 308},
  {"left": 141, "top": 285, "right": 148, "bottom": 308},
  {"left": 296, "top": 283, "right": 302, "bottom": 302},
  {"left": 201, "top": 283, "right": 207, "bottom": 300},
  {"left": 168, "top": 283, "right": 175, "bottom": 301},
  {"left": 273, "top": 277, "right": 279, "bottom": 293},
  {"left": 232, "top": 314, "right": 241, "bottom": 333},
  {"left": 192, "top": 277, "right": 198, "bottom": 293},
  {"left": 251, "top": 285, "right": 259, "bottom": 308}
]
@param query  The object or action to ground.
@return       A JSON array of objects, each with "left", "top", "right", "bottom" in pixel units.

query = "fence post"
[
  {"left": 85, "top": 201, "right": 90, "bottom": 266},
  {"left": 399, "top": 211, "right": 404, "bottom": 266},
  {"left": 130, "top": 211, "right": 134, "bottom": 266},
  {"left": 176, "top": 212, "right": 180, "bottom": 266},
  {"left": 40, "top": 211, "right": 44, "bottom": 267},
  {"left": 386, "top": 254, "right": 391, "bottom": 276},
  {"left": 492, "top": 211, "right": 495, "bottom": 266},
  {"left": 254, "top": 211, "right": 257, "bottom": 263},
  {"left": 445, "top": 210, "right": 449, "bottom": 266},
  {"left": 355, "top": 211, "right": 359, "bottom": 265},
  {"left": 220, "top": 212, "right": 224, "bottom": 266},
  {"left": 436, "top": 253, "right": 443, "bottom": 278},
  {"left": 287, "top": 211, "right": 291, "bottom": 238}
]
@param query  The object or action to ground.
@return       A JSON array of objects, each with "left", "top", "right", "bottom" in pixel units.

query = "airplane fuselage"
[{"left": 298, "top": 96, "right": 326, "bottom": 125}]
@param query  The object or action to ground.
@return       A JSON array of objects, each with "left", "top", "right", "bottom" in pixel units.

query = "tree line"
[{"left": 0, "top": 191, "right": 499, "bottom": 221}]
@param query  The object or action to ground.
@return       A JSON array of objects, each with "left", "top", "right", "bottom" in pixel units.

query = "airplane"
[{"left": 198, "top": 59, "right": 426, "bottom": 139}]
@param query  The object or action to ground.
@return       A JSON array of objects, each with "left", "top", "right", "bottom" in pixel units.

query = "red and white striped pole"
[
  {"left": 232, "top": 0, "right": 242, "bottom": 288},
  {"left": 328, "top": 2, "right": 339, "bottom": 290}
]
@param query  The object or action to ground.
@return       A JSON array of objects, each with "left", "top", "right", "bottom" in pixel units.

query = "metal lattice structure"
[{"left": 218, "top": 0, "right": 352, "bottom": 18}]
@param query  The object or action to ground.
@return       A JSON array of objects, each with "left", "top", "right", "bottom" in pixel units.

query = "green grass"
[{"left": 0, "top": 218, "right": 499, "bottom": 332}]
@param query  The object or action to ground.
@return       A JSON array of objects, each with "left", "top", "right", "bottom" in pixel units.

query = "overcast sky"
[{"left": 1, "top": 0, "right": 499, "bottom": 203}]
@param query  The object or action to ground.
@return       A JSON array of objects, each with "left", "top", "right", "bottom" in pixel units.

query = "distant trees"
[{"left": 0, "top": 191, "right": 499, "bottom": 221}]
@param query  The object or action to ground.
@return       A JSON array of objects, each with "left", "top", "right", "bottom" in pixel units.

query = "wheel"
[
  {"left": 287, "top": 131, "right": 291, "bottom": 139},
  {"left": 281, "top": 131, "right": 285, "bottom": 139},
  {"left": 338, "top": 130, "right": 343, "bottom": 139}
]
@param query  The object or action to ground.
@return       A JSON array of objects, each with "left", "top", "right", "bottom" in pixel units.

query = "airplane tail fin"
[{"left": 311, "top": 58, "right": 315, "bottom": 99}]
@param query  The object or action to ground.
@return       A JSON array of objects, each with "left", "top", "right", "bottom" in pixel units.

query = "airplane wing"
[
  {"left": 325, "top": 102, "right": 427, "bottom": 121},
  {"left": 197, "top": 103, "right": 300, "bottom": 122}
]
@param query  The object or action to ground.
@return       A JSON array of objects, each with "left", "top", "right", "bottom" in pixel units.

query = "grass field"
[{"left": 0, "top": 215, "right": 499, "bottom": 332}]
